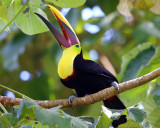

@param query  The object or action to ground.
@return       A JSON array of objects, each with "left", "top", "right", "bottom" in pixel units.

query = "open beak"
[{"left": 35, "top": 5, "right": 80, "bottom": 48}]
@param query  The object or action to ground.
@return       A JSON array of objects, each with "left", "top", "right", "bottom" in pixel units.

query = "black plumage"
[{"left": 61, "top": 51, "right": 126, "bottom": 127}]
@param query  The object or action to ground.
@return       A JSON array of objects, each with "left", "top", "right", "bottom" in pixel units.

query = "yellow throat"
[{"left": 58, "top": 44, "right": 81, "bottom": 79}]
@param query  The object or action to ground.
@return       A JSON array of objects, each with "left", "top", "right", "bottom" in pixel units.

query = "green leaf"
[
  {"left": 97, "top": 0, "right": 119, "bottom": 15},
  {"left": 15, "top": 8, "right": 48, "bottom": 35},
  {"left": 0, "top": 20, "right": 9, "bottom": 31},
  {"left": 29, "top": 0, "right": 42, "bottom": 12},
  {"left": 123, "top": 45, "right": 155, "bottom": 81},
  {"left": 17, "top": 97, "right": 39, "bottom": 120},
  {"left": 119, "top": 43, "right": 156, "bottom": 107},
  {"left": 32, "top": 122, "right": 49, "bottom": 128},
  {"left": 152, "top": 86, "right": 160, "bottom": 96},
  {"left": 79, "top": 116, "right": 94, "bottom": 125},
  {"left": 118, "top": 108, "right": 147, "bottom": 128},
  {"left": 127, "top": 108, "right": 147, "bottom": 123},
  {"left": 7, "top": 3, "right": 14, "bottom": 28},
  {"left": 1, "top": 0, "right": 12, "bottom": 7},
  {"left": 68, "top": 116, "right": 88, "bottom": 128},
  {"left": 139, "top": 22, "right": 160, "bottom": 39},
  {"left": 46, "top": 0, "right": 86, "bottom": 8},
  {"left": 118, "top": 119, "right": 142, "bottom": 128},
  {"left": 137, "top": 46, "right": 160, "bottom": 77},
  {"left": 0, "top": 113, "right": 11, "bottom": 128},
  {"left": 92, "top": 106, "right": 116, "bottom": 128},
  {"left": 0, "top": 5, "right": 8, "bottom": 23},
  {"left": 120, "top": 83, "right": 149, "bottom": 107},
  {"left": 14, "top": 0, "right": 48, "bottom": 35},
  {"left": 119, "top": 43, "right": 153, "bottom": 81},
  {"left": 4, "top": 113, "right": 18, "bottom": 126},
  {"left": 153, "top": 95, "right": 160, "bottom": 106},
  {"left": 1, "top": 33, "right": 32, "bottom": 71},
  {"left": 95, "top": 112, "right": 112, "bottom": 128},
  {"left": 133, "top": 0, "right": 154, "bottom": 10},
  {"left": 143, "top": 95, "right": 160, "bottom": 127},
  {"left": 34, "top": 107, "right": 71, "bottom": 128}
]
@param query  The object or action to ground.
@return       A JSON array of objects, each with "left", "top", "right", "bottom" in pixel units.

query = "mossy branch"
[{"left": 0, "top": 67, "right": 160, "bottom": 109}]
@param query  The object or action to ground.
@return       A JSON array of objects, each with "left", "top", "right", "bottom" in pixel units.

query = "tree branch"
[{"left": 0, "top": 67, "right": 160, "bottom": 109}]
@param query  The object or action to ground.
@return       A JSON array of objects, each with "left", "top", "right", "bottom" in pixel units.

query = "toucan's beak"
[{"left": 35, "top": 5, "right": 80, "bottom": 48}]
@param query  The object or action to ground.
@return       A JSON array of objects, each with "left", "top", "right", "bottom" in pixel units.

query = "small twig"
[
  {"left": 0, "top": 84, "right": 32, "bottom": 100},
  {"left": 0, "top": 102, "right": 8, "bottom": 113},
  {"left": 0, "top": 67, "right": 160, "bottom": 109}
]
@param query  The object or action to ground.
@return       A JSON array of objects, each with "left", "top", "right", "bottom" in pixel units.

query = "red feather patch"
[{"left": 106, "top": 96, "right": 115, "bottom": 100}]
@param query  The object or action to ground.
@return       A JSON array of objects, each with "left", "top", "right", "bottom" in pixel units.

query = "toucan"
[{"left": 35, "top": 5, "right": 127, "bottom": 127}]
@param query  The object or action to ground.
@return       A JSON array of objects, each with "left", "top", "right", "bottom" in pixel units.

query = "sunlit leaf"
[
  {"left": 0, "top": 5, "right": 8, "bottom": 23},
  {"left": 133, "top": 0, "right": 154, "bottom": 10},
  {"left": 32, "top": 122, "right": 49, "bottom": 128},
  {"left": 94, "top": 106, "right": 112, "bottom": 128},
  {"left": 150, "top": 0, "right": 160, "bottom": 14},
  {"left": 15, "top": 8, "right": 48, "bottom": 35},
  {"left": 95, "top": 112, "right": 111, "bottom": 128},
  {"left": 7, "top": 3, "right": 14, "bottom": 28},
  {"left": 117, "top": 0, "right": 133, "bottom": 17},
  {"left": 118, "top": 119, "right": 142, "bottom": 128},
  {"left": 14, "top": 0, "right": 48, "bottom": 35},
  {"left": 94, "top": 106, "right": 125, "bottom": 128},
  {"left": 46, "top": 0, "right": 86, "bottom": 8},
  {"left": 1, "top": 0, "right": 12, "bottom": 7}
]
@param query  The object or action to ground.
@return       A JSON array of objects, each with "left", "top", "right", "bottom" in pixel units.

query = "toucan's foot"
[
  {"left": 69, "top": 95, "right": 76, "bottom": 105},
  {"left": 111, "top": 81, "right": 119, "bottom": 93}
]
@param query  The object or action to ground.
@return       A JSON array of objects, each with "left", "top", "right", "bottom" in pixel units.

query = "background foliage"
[{"left": 0, "top": 0, "right": 160, "bottom": 127}]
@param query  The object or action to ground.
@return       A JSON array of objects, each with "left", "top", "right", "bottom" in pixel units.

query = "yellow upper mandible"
[{"left": 45, "top": 5, "right": 75, "bottom": 35}]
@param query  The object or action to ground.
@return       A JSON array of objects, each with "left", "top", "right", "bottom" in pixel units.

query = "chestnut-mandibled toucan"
[{"left": 35, "top": 5, "right": 127, "bottom": 127}]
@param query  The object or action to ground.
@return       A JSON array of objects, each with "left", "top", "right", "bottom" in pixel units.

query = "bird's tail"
[{"left": 103, "top": 95, "right": 127, "bottom": 128}]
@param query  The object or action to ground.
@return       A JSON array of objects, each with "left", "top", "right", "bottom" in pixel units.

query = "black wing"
[{"left": 74, "top": 53, "right": 118, "bottom": 83}]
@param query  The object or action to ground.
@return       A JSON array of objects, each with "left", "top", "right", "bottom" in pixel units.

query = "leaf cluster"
[{"left": 0, "top": 98, "right": 149, "bottom": 128}]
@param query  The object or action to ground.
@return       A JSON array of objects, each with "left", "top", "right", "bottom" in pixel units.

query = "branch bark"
[{"left": 0, "top": 67, "right": 160, "bottom": 109}]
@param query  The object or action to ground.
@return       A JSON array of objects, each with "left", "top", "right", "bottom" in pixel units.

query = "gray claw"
[
  {"left": 111, "top": 81, "right": 119, "bottom": 93},
  {"left": 69, "top": 95, "right": 76, "bottom": 105}
]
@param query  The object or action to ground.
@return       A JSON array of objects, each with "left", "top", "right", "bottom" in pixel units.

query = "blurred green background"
[{"left": 0, "top": 0, "right": 160, "bottom": 126}]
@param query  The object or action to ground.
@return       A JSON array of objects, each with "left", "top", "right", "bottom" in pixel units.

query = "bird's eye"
[{"left": 75, "top": 44, "right": 80, "bottom": 48}]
